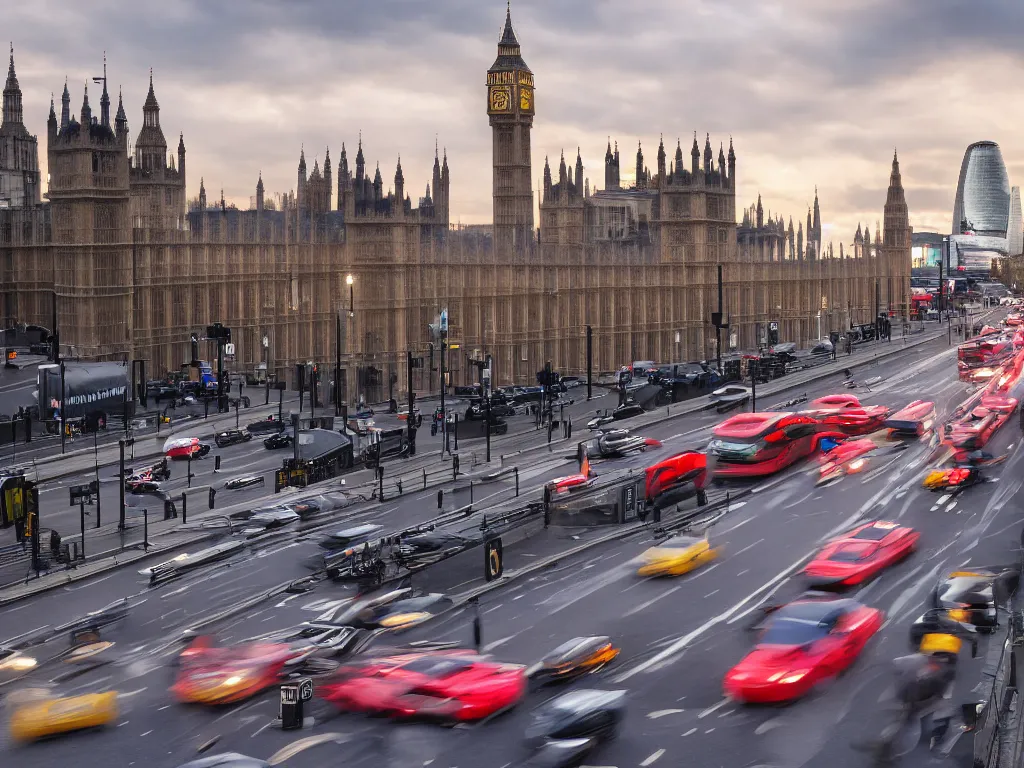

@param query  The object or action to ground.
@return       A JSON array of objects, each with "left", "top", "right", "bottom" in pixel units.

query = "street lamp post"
[{"left": 263, "top": 335, "right": 270, "bottom": 405}]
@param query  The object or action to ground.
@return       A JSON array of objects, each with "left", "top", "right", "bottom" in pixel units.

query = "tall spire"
[
  {"left": 114, "top": 86, "right": 128, "bottom": 138},
  {"left": 96, "top": 51, "right": 111, "bottom": 127},
  {"left": 60, "top": 78, "right": 70, "bottom": 129},
  {"left": 2, "top": 42, "right": 24, "bottom": 128}
]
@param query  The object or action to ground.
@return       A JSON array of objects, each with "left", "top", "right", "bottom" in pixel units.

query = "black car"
[
  {"left": 127, "top": 478, "right": 162, "bottom": 495},
  {"left": 215, "top": 429, "right": 252, "bottom": 448},
  {"left": 525, "top": 689, "right": 626, "bottom": 767},
  {"left": 247, "top": 419, "right": 286, "bottom": 436},
  {"left": 581, "top": 429, "right": 647, "bottom": 458},
  {"left": 229, "top": 506, "right": 298, "bottom": 534},
  {"left": 466, "top": 394, "right": 515, "bottom": 420},
  {"left": 263, "top": 430, "right": 293, "bottom": 450},
  {"left": 909, "top": 569, "right": 1013, "bottom": 643}
]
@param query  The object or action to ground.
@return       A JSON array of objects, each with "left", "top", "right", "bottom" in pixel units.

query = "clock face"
[
  {"left": 489, "top": 86, "right": 511, "bottom": 113},
  {"left": 519, "top": 86, "right": 533, "bottom": 113}
]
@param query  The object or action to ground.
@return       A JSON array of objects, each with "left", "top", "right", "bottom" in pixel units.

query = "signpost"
[{"left": 69, "top": 481, "right": 98, "bottom": 561}]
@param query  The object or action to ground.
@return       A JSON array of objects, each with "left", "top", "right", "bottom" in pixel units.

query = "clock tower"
[{"left": 487, "top": 4, "right": 534, "bottom": 257}]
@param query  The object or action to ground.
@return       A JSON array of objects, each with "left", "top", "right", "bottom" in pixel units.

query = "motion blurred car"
[
  {"left": 724, "top": 596, "right": 884, "bottom": 703},
  {"left": 310, "top": 588, "right": 453, "bottom": 633},
  {"left": 580, "top": 429, "right": 653, "bottom": 459},
  {"left": 637, "top": 534, "right": 718, "bottom": 577},
  {"left": 585, "top": 401, "right": 645, "bottom": 430},
  {"left": 801, "top": 398, "right": 892, "bottom": 436},
  {"left": 394, "top": 532, "right": 474, "bottom": 571},
  {"left": 708, "top": 412, "right": 843, "bottom": 479},
  {"left": 943, "top": 395, "right": 1017, "bottom": 452},
  {"left": 317, "top": 523, "right": 384, "bottom": 554},
  {"left": 175, "top": 755, "right": 270, "bottom": 768},
  {"left": 644, "top": 450, "right": 707, "bottom": 509},
  {"left": 8, "top": 689, "right": 118, "bottom": 742},
  {"left": 215, "top": 429, "right": 252, "bottom": 448},
  {"left": 229, "top": 507, "right": 299, "bottom": 535},
  {"left": 922, "top": 465, "right": 983, "bottom": 491},
  {"left": 224, "top": 474, "right": 265, "bottom": 490},
  {"left": 126, "top": 476, "right": 162, "bottom": 494},
  {"left": 531, "top": 637, "right": 620, "bottom": 684},
  {"left": 803, "top": 521, "right": 918, "bottom": 587},
  {"left": 0, "top": 647, "right": 38, "bottom": 682},
  {"left": 816, "top": 435, "right": 908, "bottom": 484},
  {"left": 524, "top": 689, "right": 626, "bottom": 767},
  {"left": 164, "top": 437, "right": 212, "bottom": 460},
  {"left": 885, "top": 400, "right": 936, "bottom": 437},
  {"left": 172, "top": 638, "right": 302, "bottom": 705},
  {"left": 319, "top": 650, "right": 527, "bottom": 721},
  {"left": 545, "top": 472, "right": 596, "bottom": 496},
  {"left": 263, "top": 429, "right": 293, "bottom": 450},
  {"left": 709, "top": 385, "right": 750, "bottom": 412}
]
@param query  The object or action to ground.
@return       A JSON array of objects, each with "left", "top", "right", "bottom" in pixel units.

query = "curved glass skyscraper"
[
  {"left": 951, "top": 141, "right": 1022, "bottom": 274},
  {"left": 952, "top": 141, "right": 1010, "bottom": 236}
]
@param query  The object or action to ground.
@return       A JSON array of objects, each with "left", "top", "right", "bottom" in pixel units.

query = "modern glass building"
[
  {"left": 911, "top": 232, "right": 944, "bottom": 268},
  {"left": 950, "top": 141, "right": 1023, "bottom": 275}
]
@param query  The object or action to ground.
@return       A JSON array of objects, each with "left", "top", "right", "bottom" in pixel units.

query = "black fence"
[{"left": 972, "top": 612, "right": 1024, "bottom": 768}]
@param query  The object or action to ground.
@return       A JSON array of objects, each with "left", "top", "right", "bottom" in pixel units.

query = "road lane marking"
[
  {"left": 640, "top": 749, "right": 665, "bottom": 766},
  {"left": 731, "top": 538, "right": 765, "bottom": 558},
  {"left": 647, "top": 709, "right": 685, "bottom": 719},
  {"left": 683, "top": 727, "right": 698, "bottom": 736},
  {"left": 697, "top": 698, "right": 729, "bottom": 718}
]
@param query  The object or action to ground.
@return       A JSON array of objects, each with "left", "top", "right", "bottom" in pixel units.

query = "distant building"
[
  {"left": 912, "top": 232, "right": 945, "bottom": 268},
  {"left": 950, "top": 141, "right": 1023, "bottom": 275}
]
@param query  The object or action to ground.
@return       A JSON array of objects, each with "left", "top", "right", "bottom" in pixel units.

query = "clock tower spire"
[{"left": 487, "top": 3, "right": 534, "bottom": 257}]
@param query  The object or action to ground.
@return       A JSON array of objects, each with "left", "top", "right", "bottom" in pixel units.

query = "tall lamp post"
[{"left": 342, "top": 274, "right": 354, "bottom": 426}]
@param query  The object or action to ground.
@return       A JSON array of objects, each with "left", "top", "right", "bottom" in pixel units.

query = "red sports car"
[
  {"left": 724, "top": 597, "right": 884, "bottom": 703},
  {"left": 807, "top": 394, "right": 862, "bottom": 410},
  {"left": 803, "top": 521, "right": 919, "bottom": 587},
  {"left": 708, "top": 412, "right": 844, "bottom": 479},
  {"left": 943, "top": 395, "right": 1017, "bottom": 452},
  {"left": 319, "top": 650, "right": 527, "bottom": 721},
  {"left": 800, "top": 396, "right": 891, "bottom": 436},
  {"left": 644, "top": 451, "right": 707, "bottom": 504}
]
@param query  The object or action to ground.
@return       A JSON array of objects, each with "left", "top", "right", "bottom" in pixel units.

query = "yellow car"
[
  {"left": 637, "top": 534, "right": 718, "bottom": 577},
  {"left": 8, "top": 690, "right": 118, "bottom": 742}
]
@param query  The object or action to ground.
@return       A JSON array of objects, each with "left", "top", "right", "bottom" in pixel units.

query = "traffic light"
[
  {"left": 768, "top": 321, "right": 780, "bottom": 346},
  {"left": 536, "top": 369, "right": 548, "bottom": 387}
]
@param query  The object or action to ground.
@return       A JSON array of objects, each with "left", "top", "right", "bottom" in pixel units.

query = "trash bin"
[{"left": 279, "top": 683, "right": 303, "bottom": 730}]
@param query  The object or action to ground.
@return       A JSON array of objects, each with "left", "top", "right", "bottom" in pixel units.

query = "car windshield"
[
  {"left": 851, "top": 524, "right": 897, "bottom": 541},
  {"left": 827, "top": 542, "right": 876, "bottom": 562},
  {"left": 658, "top": 535, "right": 703, "bottom": 549},
  {"left": 760, "top": 616, "right": 830, "bottom": 646},
  {"left": 397, "top": 656, "right": 475, "bottom": 678}
]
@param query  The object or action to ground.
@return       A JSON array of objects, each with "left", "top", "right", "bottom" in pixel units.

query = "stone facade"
[{"left": 1, "top": 10, "right": 911, "bottom": 403}]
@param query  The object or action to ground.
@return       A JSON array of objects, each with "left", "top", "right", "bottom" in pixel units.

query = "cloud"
[{"left": 7, "top": 0, "right": 1024, "bottom": 241}]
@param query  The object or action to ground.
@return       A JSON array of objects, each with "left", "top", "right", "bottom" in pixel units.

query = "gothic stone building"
[{"left": 1, "top": 9, "right": 911, "bottom": 402}]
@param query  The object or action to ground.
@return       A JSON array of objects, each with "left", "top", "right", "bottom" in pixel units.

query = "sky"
[{"left": 7, "top": 0, "right": 1024, "bottom": 246}]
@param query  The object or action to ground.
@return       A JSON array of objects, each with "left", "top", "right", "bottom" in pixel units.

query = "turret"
[
  {"left": 806, "top": 208, "right": 813, "bottom": 257},
  {"left": 394, "top": 155, "right": 404, "bottom": 205},
  {"left": 177, "top": 132, "right": 186, "bottom": 183},
  {"left": 47, "top": 94, "right": 57, "bottom": 141},
  {"left": 635, "top": 141, "right": 644, "bottom": 190},
  {"left": 431, "top": 143, "right": 441, "bottom": 212},
  {"left": 324, "top": 147, "right": 332, "bottom": 211},
  {"left": 355, "top": 135, "right": 365, "bottom": 181},
  {"left": 756, "top": 194, "right": 763, "bottom": 228},
  {"left": 80, "top": 83, "right": 92, "bottom": 126},
  {"left": 797, "top": 220, "right": 804, "bottom": 261},
  {"left": 338, "top": 143, "right": 349, "bottom": 212},
  {"left": 543, "top": 156, "right": 552, "bottom": 201},
  {"left": 674, "top": 139, "right": 683, "bottom": 181},
  {"left": 604, "top": 138, "right": 614, "bottom": 191},
  {"left": 198, "top": 178, "right": 207, "bottom": 211},
  {"left": 657, "top": 135, "right": 666, "bottom": 185},
  {"left": 788, "top": 217, "right": 795, "bottom": 259},
  {"left": 2, "top": 45, "right": 24, "bottom": 129},
  {"left": 114, "top": 87, "right": 128, "bottom": 141},
  {"left": 703, "top": 133, "right": 712, "bottom": 174},
  {"left": 373, "top": 162, "right": 383, "bottom": 203},
  {"left": 812, "top": 187, "right": 821, "bottom": 245},
  {"left": 718, "top": 143, "right": 726, "bottom": 184},
  {"left": 256, "top": 172, "right": 264, "bottom": 213},
  {"left": 691, "top": 132, "right": 700, "bottom": 176},
  {"left": 854, "top": 223, "right": 863, "bottom": 244},
  {"left": 297, "top": 146, "right": 307, "bottom": 209},
  {"left": 558, "top": 150, "right": 567, "bottom": 189},
  {"left": 440, "top": 149, "right": 449, "bottom": 222},
  {"left": 60, "top": 79, "right": 70, "bottom": 130},
  {"left": 727, "top": 138, "right": 736, "bottom": 189},
  {"left": 98, "top": 53, "right": 110, "bottom": 128},
  {"left": 575, "top": 148, "right": 583, "bottom": 196}
]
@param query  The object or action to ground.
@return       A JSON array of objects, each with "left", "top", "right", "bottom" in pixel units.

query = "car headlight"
[
  {"left": 0, "top": 655, "right": 37, "bottom": 671},
  {"left": 766, "top": 670, "right": 809, "bottom": 684},
  {"left": 223, "top": 674, "right": 247, "bottom": 687}
]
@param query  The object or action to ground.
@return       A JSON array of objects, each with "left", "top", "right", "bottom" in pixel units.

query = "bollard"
[
  {"left": 423, "top": 468, "right": 427, "bottom": 489},
  {"left": 214, "top": 455, "right": 221, "bottom": 472},
  {"left": 437, "top": 489, "right": 443, "bottom": 510},
  {"left": 515, "top": 466, "right": 519, "bottom": 497},
  {"left": 209, "top": 487, "right": 216, "bottom": 509},
  {"left": 164, "top": 499, "right": 175, "bottom": 520},
  {"left": 396, "top": 477, "right": 403, "bottom": 496},
  {"left": 181, "top": 493, "right": 188, "bottom": 524},
  {"left": 187, "top": 455, "right": 193, "bottom": 488},
  {"left": 469, "top": 481, "right": 474, "bottom": 505}
]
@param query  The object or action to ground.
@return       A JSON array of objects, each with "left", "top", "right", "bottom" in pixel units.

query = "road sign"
[
  {"left": 225, "top": 343, "right": 236, "bottom": 356},
  {"left": 769, "top": 321, "right": 779, "bottom": 331},
  {"left": 440, "top": 309, "right": 449, "bottom": 333},
  {"left": 298, "top": 678, "right": 314, "bottom": 702}
]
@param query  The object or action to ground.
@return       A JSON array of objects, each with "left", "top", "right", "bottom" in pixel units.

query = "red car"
[
  {"left": 884, "top": 400, "right": 936, "bottom": 437},
  {"left": 319, "top": 650, "right": 527, "bottom": 721},
  {"left": 708, "top": 412, "right": 843, "bottom": 479},
  {"left": 171, "top": 637, "right": 301, "bottom": 705},
  {"left": 803, "top": 520, "right": 919, "bottom": 586},
  {"left": 724, "top": 597, "right": 884, "bottom": 703},
  {"left": 644, "top": 451, "right": 707, "bottom": 504},
  {"left": 958, "top": 335, "right": 1014, "bottom": 382},
  {"left": 807, "top": 394, "right": 862, "bottom": 410}
]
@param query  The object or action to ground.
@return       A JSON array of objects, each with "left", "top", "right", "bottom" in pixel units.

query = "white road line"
[
  {"left": 683, "top": 727, "right": 698, "bottom": 736},
  {"left": 731, "top": 538, "right": 765, "bottom": 558},
  {"left": 646, "top": 709, "right": 685, "bottom": 719},
  {"left": 640, "top": 749, "right": 665, "bottom": 766},
  {"left": 697, "top": 698, "right": 729, "bottom": 719}
]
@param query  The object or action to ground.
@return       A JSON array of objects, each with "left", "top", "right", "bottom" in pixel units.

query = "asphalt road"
[{"left": 3, "top": 331, "right": 1017, "bottom": 768}]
